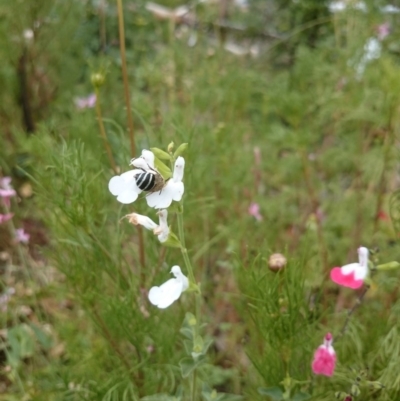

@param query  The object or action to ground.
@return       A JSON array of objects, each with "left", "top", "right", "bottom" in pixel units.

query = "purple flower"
[{"left": 0, "top": 177, "right": 16, "bottom": 208}]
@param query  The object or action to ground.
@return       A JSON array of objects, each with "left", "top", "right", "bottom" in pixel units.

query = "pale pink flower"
[
  {"left": 15, "top": 228, "right": 30, "bottom": 244},
  {"left": 0, "top": 177, "right": 16, "bottom": 207},
  {"left": 377, "top": 22, "right": 390, "bottom": 40},
  {"left": 248, "top": 202, "right": 263, "bottom": 221},
  {"left": 312, "top": 333, "right": 336, "bottom": 377},
  {"left": 0, "top": 213, "right": 14, "bottom": 224},
  {"left": 330, "top": 247, "right": 368, "bottom": 289},
  {"left": 74, "top": 93, "right": 96, "bottom": 109}
]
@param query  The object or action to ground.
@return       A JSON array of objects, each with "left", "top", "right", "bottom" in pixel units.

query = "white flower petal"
[
  {"left": 354, "top": 265, "right": 368, "bottom": 280},
  {"left": 148, "top": 278, "right": 183, "bottom": 309},
  {"left": 131, "top": 158, "right": 149, "bottom": 170},
  {"left": 141, "top": 150, "right": 155, "bottom": 169},
  {"left": 109, "top": 170, "right": 142, "bottom": 204},
  {"left": 341, "top": 263, "right": 359, "bottom": 275},
  {"left": 117, "top": 189, "right": 139, "bottom": 204},
  {"left": 173, "top": 157, "right": 185, "bottom": 182},
  {"left": 171, "top": 181, "right": 184, "bottom": 201},
  {"left": 128, "top": 213, "right": 158, "bottom": 230},
  {"left": 358, "top": 246, "right": 369, "bottom": 266},
  {"left": 157, "top": 230, "right": 169, "bottom": 242},
  {"left": 109, "top": 176, "right": 126, "bottom": 196}
]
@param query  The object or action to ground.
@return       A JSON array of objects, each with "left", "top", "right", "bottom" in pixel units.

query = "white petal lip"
[
  {"left": 148, "top": 265, "right": 188, "bottom": 309},
  {"left": 146, "top": 180, "right": 184, "bottom": 209},
  {"left": 108, "top": 170, "right": 142, "bottom": 204},
  {"left": 148, "top": 278, "right": 183, "bottom": 309}
]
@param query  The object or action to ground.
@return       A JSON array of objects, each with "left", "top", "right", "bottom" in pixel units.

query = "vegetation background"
[{"left": 1, "top": 0, "right": 400, "bottom": 400}]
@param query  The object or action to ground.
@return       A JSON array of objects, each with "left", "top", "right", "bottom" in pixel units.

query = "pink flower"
[
  {"left": 330, "top": 247, "right": 368, "bottom": 289},
  {"left": 15, "top": 228, "right": 30, "bottom": 244},
  {"left": 0, "top": 213, "right": 14, "bottom": 224},
  {"left": 248, "top": 202, "right": 263, "bottom": 221},
  {"left": 312, "top": 333, "right": 336, "bottom": 377},
  {"left": 74, "top": 94, "right": 96, "bottom": 109}
]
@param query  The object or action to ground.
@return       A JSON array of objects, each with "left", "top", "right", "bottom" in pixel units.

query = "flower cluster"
[
  {"left": 108, "top": 148, "right": 188, "bottom": 308},
  {"left": 0, "top": 177, "right": 30, "bottom": 244}
]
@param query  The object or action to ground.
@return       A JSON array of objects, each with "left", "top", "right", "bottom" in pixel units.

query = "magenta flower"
[
  {"left": 0, "top": 213, "right": 14, "bottom": 224},
  {"left": 74, "top": 93, "right": 96, "bottom": 109},
  {"left": 312, "top": 333, "right": 336, "bottom": 377},
  {"left": 330, "top": 247, "right": 368, "bottom": 289},
  {"left": 15, "top": 228, "right": 30, "bottom": 244},
  {"left": 248, "top": 202, "right": 263, "bottom": 221}
]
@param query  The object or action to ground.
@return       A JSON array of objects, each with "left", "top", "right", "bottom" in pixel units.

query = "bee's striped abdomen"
[{"left": 135, "top": 172, "right": 156, "bottom": 191}]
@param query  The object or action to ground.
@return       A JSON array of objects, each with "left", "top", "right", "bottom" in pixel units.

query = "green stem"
[
  {"left": 94, "top": 88, "right": 118, "bottom": 174},
  {"left": 191, "top": 370, "right": 197, "bottom": 401},
  {"left": 177, "top": 208, "right": 196, "bottom": 285},
  {"left": 176, "top": 204, "right": 201, "bottom": 401},
  {"left": 116, "top": 0, "right": 136, "bottom": 157}
]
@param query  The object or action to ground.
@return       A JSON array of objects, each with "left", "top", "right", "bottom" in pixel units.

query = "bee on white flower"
[{"left": 108, "top": 150, "right": 185, "bottom": 209}]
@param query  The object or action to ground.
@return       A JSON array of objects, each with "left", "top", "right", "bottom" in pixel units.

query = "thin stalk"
[
  {"left": 177, "top": 210, "right": 195, "bottom": 284},
  {"left": 335, "top": 285, "right": 370, "bottom": 342},
  {"left": 176, "top": 206, "right": 201, "bottom": 401},
  {"left": 115, "top": 0, "right": 146, "bottom": 272},
  {"left": 301, "top": 152, "right": 329, "bottom": 274},
  {"left": 116, "top": 0, "right": 135, "bottom": 157},
  {"left": 99, "top": 0, "right": 107, "bottom": 53},
  {"left": 191, "top": 370, "right": 197, "bottom": 401},
  {"left": 94, "top": 88, "right": 118, "bottom": 174}
]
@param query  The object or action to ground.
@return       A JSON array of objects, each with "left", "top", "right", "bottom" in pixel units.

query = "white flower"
[
  {"left": 146, "top": 156, "right": 185, "bottom": 209},
  {"left": 108, "top": 150, "right": 185, "bottom": 209},
  {"left": 148, "top": 266, "right": 189, "bottom": 309},
  {"left": 124, "top": 209, "right": 170, "bottom": 243},
  {"left": 351, "top": 37, "right": 382, "bottom": 79},
  {"left": 108, "top": 150, "right": 155, "bottom": 204}
]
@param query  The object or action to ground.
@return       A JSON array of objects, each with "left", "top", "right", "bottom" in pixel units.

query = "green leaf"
[
  {"left": 150, "top": 147, "right": 172, "bottom": 161},
  {"left": 161, "top": 230, "right": 182, "bottom": 248},
  {"left": 376, "top": 261, "right": 400, "bottom": 271},
  {"left": 216, "top": 394, "right": 244, "bottom": 401},
  {"left": 292, "top": 392, "right": 311, "bottom": 401},
  {"left": 29, "top": 323, "right": 53, "bottom": 350},
  {"left": 258, "top": 387, "right": 283, "bottom": 400},
  {"left": 173, "top": 143, "right": 188, "bottom": 159},
  {"left": 179, "top": 355, "right": 206, "bottom": 378},
  {"left": 180, "top": 327, "right": 193, "bottom": 340},
  {"left": 154, "top": 157, "right": 172, "bottom": 180},
  {"left": 141, "top": 394, "right": 180, "bottom": 401}
]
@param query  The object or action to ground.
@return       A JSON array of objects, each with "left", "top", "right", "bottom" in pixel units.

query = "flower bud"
[
  {"left": 167, "top": 141, "right": 174, "bottom": 153},
  {"left": 91, "top": 72, "right": 105, "bottom": 89},
  {"left": 268, "top": 253, "right": 287, "bottom": 272}
]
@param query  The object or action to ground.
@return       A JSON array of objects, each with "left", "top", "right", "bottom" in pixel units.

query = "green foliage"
[{"left": 2, "top": 0, "right": 400, "bottom": 400}]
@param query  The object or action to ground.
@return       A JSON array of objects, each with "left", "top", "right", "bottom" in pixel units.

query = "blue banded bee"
[{"left": 133, "top": 161, "right": 165, "bottom": 193}]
